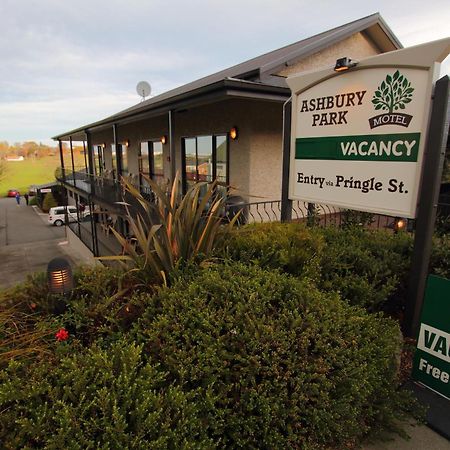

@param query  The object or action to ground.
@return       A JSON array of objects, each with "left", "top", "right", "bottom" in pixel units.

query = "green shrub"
[
  {"left": 317, "top": 227, "right": 413, "bottom": 313},
  {"left": 41, "top": 192, "right": 57, "bottom": 212},
  {"left": 223, "top": 223, "right": 413, "bottom": 313},
  {"left": 223, "top": 222, "right": 323, "bottom": 280},
  {"left": 28, "top": 195, "right": 37, "bottom": 206},
  {"left": 0, "top": 339, "right": 213, "bottom": 449},
  {"left": 0, "top": 266, "right": 153, "bottom": 366},
  {"left": 134, "top": 262, "right": 415, "bottom": 449}
]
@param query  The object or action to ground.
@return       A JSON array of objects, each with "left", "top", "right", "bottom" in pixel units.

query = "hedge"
[
  {"left": 0, "top": 340, "right": 213, "bottom": 449},
  {"left": 133, "top": 262, "right": 415, "bottom": 449},
  {"left": 223, "top": 223, "right": 449, "bottom": 315}
]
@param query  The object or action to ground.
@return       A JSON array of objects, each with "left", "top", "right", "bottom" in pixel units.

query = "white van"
[{"left": 48, "top": 206, "right": 89, "bottom": 226}]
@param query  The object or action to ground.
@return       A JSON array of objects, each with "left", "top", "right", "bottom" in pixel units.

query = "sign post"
[{"left": 405, "top": 76, "right": 449, "bottom": 337}]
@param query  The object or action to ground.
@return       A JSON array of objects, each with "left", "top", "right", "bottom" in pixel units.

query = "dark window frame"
[
  {"left": 181, "top": 133, "right": 229, "bottom": 194},
  {"left": 139, "top": 139, "right": 165, "bottom": 186}
]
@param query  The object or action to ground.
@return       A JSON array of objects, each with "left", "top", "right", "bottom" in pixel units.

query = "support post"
[
  {"left": 405, "top": 76, "right": 450, "bottom": 338},
  {"left": 281, "top": 99, "right": 292, "bottom": 222},
  {"left": 69, "top": 136, "right": 76, "bottom": 183},
  {"left": 58, "top": 139, "right": 65, "bottom": 180},
  {"left": 169, "top": 110, "right": 176, "bottom": 184},
  {"left": 85, "top": 131, "right": 94, "bottom": 176}
]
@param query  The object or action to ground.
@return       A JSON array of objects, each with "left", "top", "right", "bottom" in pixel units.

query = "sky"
[{"left": 0, "top": 0, "right": 449, "bottom": 145}]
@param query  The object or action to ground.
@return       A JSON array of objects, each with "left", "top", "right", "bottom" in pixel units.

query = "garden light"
[
  {"left": 393, "top": 217, "right": 406, "bottom": 233},
  {"left": 47, "top": 257, "right": 74, "bottom": 294}
]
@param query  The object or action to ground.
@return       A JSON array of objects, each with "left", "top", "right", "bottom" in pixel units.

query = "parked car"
[
  {"left": 7, "top": 189, "right": 19, "bottom": 197},
  {"left": 48, "top": 206, "right": 90, "bottom": 226}
]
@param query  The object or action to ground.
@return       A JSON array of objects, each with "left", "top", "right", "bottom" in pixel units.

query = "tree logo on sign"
[{"left": 369, "top": 70, "right": 414, "bottom": 129}]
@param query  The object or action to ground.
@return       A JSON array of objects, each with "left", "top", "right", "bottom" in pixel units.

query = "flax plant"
[{"left": 100, "top": 173, "right": 240, "bottom": 284}]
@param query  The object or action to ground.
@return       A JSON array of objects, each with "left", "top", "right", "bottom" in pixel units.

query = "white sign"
[{"left": 287, "top": 39, "right": 450, "bottom": 218}]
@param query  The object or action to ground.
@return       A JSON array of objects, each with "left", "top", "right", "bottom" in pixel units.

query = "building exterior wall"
[
  {"left": 82, "top": 31, "right": 383, "bottom": 205},
  {"left": 172, "top": 99, "right": 252, "bottom": 198},
  {"left": 276, "top": 32, "right": 380, "bottom": 77},
  {"left": 116, "top": 116, "right": 169, "bottom": 181}
]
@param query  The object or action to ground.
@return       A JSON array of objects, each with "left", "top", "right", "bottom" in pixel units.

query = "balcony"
[{"left": 55, "top": 167, "right": 155, "bottom": 212}]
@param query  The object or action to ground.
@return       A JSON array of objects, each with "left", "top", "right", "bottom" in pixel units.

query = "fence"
[{"left": 231, "top": 199, "right": 399, "bottom": 231}]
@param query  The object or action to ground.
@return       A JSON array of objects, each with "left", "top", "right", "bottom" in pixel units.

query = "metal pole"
[
  {"left": 169, "top": 110, "right": 176, "bottom": 184},
  {"left": 58, "top": 139, "right": 65, "bottom": 180},
  {"left": 69, "top": 136, "right": 76, "bottom": 184},
  {"left": 82, "top": 139, "right": 88, "bottom": 173},
  {"left": 405, "top": 75, "right": 450, "bottom": 338},
  {"left": 281, "top": 98, "right": 292, "bottom": 222},
  {"left": 85, "top": 131, "right": 94, "bottom": 175}
]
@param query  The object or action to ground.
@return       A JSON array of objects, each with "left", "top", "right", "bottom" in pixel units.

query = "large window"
[
  {"left": 182, "top": 134, "right": 228, "bottom": 193},
  {"left": 139, "top": 141, "right": 165, "bottom": 187}
]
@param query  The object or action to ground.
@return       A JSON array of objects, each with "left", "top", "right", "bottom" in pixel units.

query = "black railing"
[
  {"left": 225, "top": 198, "right": 401, "bottom": 230},
  {"left": 55, "top": 166, "right": 156, "bottom": 212}
]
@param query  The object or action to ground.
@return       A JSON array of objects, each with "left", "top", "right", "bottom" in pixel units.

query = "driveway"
[{"left": 0, "top": 198, "right": 84, "bottom": 289}]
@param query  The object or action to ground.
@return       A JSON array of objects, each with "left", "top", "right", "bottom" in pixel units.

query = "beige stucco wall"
[
  {"left": 172, "top": 99, "right": 252, "bottom": 197},
  {"left": 276, "top": 32, "right": 380, "bottom": 77}
]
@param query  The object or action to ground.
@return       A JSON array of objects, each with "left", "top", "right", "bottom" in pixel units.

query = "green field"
[{"left": 0, "top": 155, "right": 84, "bottom": 197}]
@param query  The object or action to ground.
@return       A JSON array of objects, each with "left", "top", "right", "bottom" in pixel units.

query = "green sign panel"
[
  {"left": 412, "top": 275, "right": 450, "bottom": 399},
  {"left": 295, "top": 133, "right": 420, "bottom": 162}
]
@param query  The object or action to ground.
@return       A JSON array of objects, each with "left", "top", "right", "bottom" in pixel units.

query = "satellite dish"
[{"left": 136, "top": 81, "right": 151, "bottom": 101}]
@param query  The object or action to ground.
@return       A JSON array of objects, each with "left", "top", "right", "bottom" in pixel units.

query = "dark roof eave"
[{"left": 52, "top": 79, "right": 290, "bottom": 141}]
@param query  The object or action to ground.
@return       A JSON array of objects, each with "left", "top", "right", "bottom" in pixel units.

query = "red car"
[{"left": 7, "top": 189, "right": 19, "bottom": 197}]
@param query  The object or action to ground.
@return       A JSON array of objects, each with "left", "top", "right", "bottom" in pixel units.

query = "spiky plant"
[{"left": 100, "top": 173, "right": 240, "bottom": 284}]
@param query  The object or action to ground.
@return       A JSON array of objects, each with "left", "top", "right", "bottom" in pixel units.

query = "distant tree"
[
  {"left": 42, "top": 192, "right": 58, "bottom": 213},
  {"left": 0, "top": 141, "right": 9, "bottom": 155},
  {"left": 23, "top": 141, "right": 40, "bottom": 158},
  {"left": 0, "top": 160, "right": 5, "bottom": 181}
]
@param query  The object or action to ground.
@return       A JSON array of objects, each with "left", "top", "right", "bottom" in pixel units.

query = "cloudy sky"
[{"left": 1, "top": 0, "right": 449, "bottom": 145}]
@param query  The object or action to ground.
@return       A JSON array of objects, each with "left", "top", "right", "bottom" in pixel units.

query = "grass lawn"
[{"left": 0, "top": 155, "right": 84, "bottom": 196}]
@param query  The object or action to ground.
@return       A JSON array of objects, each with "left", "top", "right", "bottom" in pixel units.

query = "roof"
[{"left": 53, "top": 12, "right": 401, "bottom": 140}]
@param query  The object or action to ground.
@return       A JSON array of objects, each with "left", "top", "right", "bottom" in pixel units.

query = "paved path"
[
  {"left": 0, "top": 198, "right": 84, "bottom": 289},
  {"left": 362, "top": 424, "right": 450, "bottom": 450}
]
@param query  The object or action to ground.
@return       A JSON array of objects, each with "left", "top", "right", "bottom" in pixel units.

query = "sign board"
[
  {"left": 40, "top": 188, "right": 52, "bottom": 193},
  {"left": 286, "top": 39, "right": 450, "bottom": 218},
  {"left": 412, "top": 275, "right": 450, "bottom": 400}
]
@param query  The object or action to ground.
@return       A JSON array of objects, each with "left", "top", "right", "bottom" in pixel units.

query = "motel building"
[{"left": 53, "top": 13, "right": 403, "bottom": 258}]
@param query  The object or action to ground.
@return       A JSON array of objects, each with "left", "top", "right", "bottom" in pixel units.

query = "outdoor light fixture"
[
  {"left": 125, "top": 139, "right": 130, "bottom": 147},
  {"left": 334, "top": 57, "right": 358, "bottom": 72},
  {"left": 160, "top": 135, "right": 167, "bottom": 145},
  {"left": 230, "top": 127, "right": 238, "bottom": 140},
  {"left": 47, "top": 257, "right": 74, "bottom": 295},
  {"left": 101, "top": 143, "right": 106, "bottom": 149},
  {"left": 393, "top": 217, "right": 407, "bottom": 234}
]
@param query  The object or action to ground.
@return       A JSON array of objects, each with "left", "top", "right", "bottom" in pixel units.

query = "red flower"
[{"left": 55, "top": 328, "right": 69, "bottom": 342}]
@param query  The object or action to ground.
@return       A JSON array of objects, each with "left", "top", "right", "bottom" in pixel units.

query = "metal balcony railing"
[{"left": 55, "top": 166, "right": 156, "bottom": 211}]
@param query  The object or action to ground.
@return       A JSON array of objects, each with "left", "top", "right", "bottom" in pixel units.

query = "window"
[
  {"left": 182, "top": 134, "right": 228, "bottom": 193},
  {"left": 139, "top": 140, "right": 165, "bottom": 187},
  {"left": 93, "top": 145, "right": 104, "bottom": 176},
  {"left": 119, "top": 143, "right": 128, "bottom": 176},
  {"left": 111, "top": 144, "right": 117, "bottom": 180}
]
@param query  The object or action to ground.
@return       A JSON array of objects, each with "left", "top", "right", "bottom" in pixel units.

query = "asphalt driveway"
[{"left": 0, "top": 198, "right": 83, "bottom": 289}]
